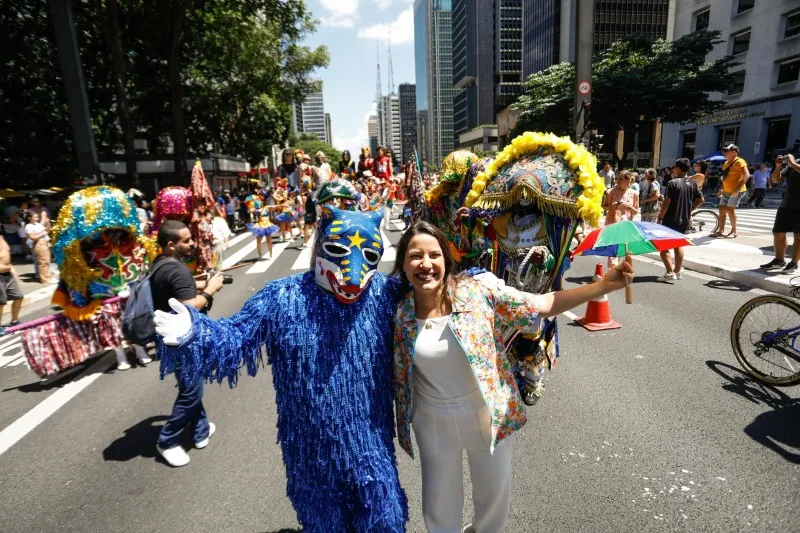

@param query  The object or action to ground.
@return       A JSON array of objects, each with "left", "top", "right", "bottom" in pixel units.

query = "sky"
[{"left": 301, "top": 0, "right": 417, "bottom": 157}]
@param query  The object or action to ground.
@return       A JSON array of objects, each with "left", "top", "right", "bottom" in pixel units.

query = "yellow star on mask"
[{"left": 347, "top": 230, "right": 367, "bottom": 249}]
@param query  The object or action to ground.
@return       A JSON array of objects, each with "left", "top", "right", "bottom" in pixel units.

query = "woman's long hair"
[{"left": 391, "top": 221, "right": 460, "bottom": 310}]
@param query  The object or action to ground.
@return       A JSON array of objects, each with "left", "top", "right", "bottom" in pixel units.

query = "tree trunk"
[
  {"left": 168, "top": 1, "right": 187, "bottom": 183},
  {"left": 101, "top": 0, "right": 139, "bottom": 187}
]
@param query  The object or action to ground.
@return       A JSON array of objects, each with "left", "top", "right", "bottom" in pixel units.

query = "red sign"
[{"left": 578, "top": 81, "right": 591, "bottom": 95}]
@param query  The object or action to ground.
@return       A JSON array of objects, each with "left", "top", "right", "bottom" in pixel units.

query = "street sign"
[
  {"left": 753, "top": 141, "right": 761, "bottom": 155},
  {"left": 578, "top": 81, "right": 591, "bottom": 95}
]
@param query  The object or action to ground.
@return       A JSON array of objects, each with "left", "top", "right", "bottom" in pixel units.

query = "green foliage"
[
  {"left": 294, "top": 133, "right": 340, "bottom": 166},
  {"left": 0, "top": 0, "right": 329, "bottom": 186},
  {"left": 512, "top": 31, "right": 739, "bottom": 162}
]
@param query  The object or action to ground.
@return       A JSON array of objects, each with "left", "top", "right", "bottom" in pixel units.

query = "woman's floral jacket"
[{"left": 394, "top": 275, "right": 542, "bottom": 458}]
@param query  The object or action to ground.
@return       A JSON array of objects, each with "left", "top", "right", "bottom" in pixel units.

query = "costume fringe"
[
  {"left": 470, "top": 184, "right": 581, "bottom": 219},
  {"left": 158, "top": 272, "right": 408, "bottom": 532}
]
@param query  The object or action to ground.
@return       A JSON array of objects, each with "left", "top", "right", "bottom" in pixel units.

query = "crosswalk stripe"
[
  {"left": 221, "top": 239, "right": 257, "bottom": 269},
  {"left": 291, "top": 243, "right": 314, "bottom": 271},
  {"left": 0, "top": 333, "right": 20, "bottom": 351},
  {"left": 245, "top": 241, "right": 293, "bottom": 275},
  {"left": 226, "top": 232, "right": 252, "bottom": 248}
]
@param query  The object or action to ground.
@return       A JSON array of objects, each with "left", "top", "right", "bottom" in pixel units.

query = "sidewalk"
[{"left": 644, "top": 232, "right": 796, "bottom": 296}]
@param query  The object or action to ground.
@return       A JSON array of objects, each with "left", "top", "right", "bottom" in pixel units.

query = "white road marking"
[
  {"left": 563, "top": 310, "right": 578, "bottom": 321},
  {"left": 0, "top": 354, "right": 115, "bottom": 456},
  {"left": 245, "top": 241, "right": 292, "bottom": 275},
  {"left": 225, "top": 232, "right": 252, "bottom": 248},
  {"left": 291, "top": 243, "right": 314, "bottom": 271},
  {"left": 221, "top": 240, "right": 258, "bottom": 269}
]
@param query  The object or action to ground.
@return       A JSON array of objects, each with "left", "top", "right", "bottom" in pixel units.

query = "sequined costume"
[{"left": 158, "top": 207, "right": 407, "bottom": 532}]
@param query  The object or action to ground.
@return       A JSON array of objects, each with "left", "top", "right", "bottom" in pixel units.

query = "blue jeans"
[{"left": 157, "top": 368, "right": 209, "bottom": 449}]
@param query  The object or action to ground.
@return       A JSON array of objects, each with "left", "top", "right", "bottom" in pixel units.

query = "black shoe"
[
  {"left": 782, "top": 262, "right": 798, "bottom": 275},
  {"left": 760, "top": 259, "right": 787, "bottom": 270}
]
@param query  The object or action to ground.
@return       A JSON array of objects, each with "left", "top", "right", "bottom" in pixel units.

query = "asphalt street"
[{"left": 0, "top": 220, "right": 798, "bottom": 533}]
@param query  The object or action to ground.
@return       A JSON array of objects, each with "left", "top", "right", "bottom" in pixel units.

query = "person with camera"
[
  {"left": 760, "top": 154, "right": 800, "bottom": 275},
  {"left": 152, "top": 220, "right": 225, "bottom": 467}
]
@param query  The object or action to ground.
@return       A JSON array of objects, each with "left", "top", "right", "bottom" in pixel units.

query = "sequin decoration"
[
  {"left": 158, "top": 272, "right": 408, "bottom": 531},
  {"left": 150, "top": 186, "right": 193, "bottom": 234}
]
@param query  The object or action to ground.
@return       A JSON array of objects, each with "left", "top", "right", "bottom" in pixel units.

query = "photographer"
[
  {"left": 151, "top": 220, "right": 224, "bottom": 467},
  {"left": 760, "top": 153, "right": 800, "bottom": 275}
]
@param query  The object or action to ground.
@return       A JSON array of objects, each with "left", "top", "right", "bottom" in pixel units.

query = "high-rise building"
[
  {"left": 522, "top": 0, "right": 561, "bottom": 77},
  {"left": 324, "top": 113, "right": 332, "bottom": 147},
  {"left": 292, "top": 89, "right": 328, "bottom": 144},
  {"left": 417, "top": 110, "right": 429, "bottom": 165},
  {"left": 452, "top": 0, "right": 496, "bottom": 143},
  {"left": 399, "top": 83, "right": 418, "bottom": 163},
  {"left": 660, "top": 0, "right": 800, "bottom": 165},
  {"left": 378, "top": 93, "right": 402, "bottom": 157},
  {"left": 368, "top": 115, "right": 379, "bottom": 157},
  {"left": 415, "top": 0, "right": 430, "bottom": 164},
  {"left": 415, "top": 0, "right": 455, "bottom": 167},
  {"left": 496, "top": 0, "right": 525, "bottom": 108}
]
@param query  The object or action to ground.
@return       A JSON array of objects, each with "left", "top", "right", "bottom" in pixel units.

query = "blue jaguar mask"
[{"left": 314, "top": 207, "right": 385, "bottom": 304}]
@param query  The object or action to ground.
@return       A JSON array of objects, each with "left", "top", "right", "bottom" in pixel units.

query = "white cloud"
[
  {"left": 333, "top": 109, "right": 374, "bottom": 155},
  {"left": 375, "top": 0, "right": 393, "bottom": 9},
  {"left": 319, "top": 0, "right": 360, "bottom": 28},
  {"left": 357, "top": 7, "right": 414, "bottom": 45}
]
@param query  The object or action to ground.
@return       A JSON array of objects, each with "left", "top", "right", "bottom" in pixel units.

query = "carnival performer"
[
  {"left": 273, "top": 187, "right": 296, "bottom": 242},
  {"left": 392, "top": 221, "right": 633, "bottom": 533},
  {"left": 338, "top": 150, "right": 356, "bottom": 179},
  {"left": 373, "top": 146, "right": 392, "bottom": 182},
  {"left": 153, "top": 206, "right": 408, "bottom": 532},
  {"left": 358, "top": 146, "right": 374, "bottom": 179},
  {"left": 246, "top": 196, "right": 278, "bottom": 261}
]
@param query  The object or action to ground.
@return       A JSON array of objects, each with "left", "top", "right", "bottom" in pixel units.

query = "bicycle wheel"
[
  {"left": 691, "top": 209, "right": 719, "bottom": 235},
  {"left": 730, "top": 295, "right": 800, "bottom": 386}
]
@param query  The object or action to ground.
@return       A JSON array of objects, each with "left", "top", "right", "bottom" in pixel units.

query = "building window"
[
  {"left": 695, "top": 8, "right": 710, "bottom": 32},
  {"left": 728, "top": 71, "right": 746, "bottom": 94},
  {"left": 718, "top": 124, "right": 740, "bottom": 150},
  {"left": 731, "top": 30, "right": 750, "bottom": 55},
  {"left": 777, "top": 58, "right": 800, "bottom": 85},
  {"left": 736, "top": 0, "right": 754, "bottom": 14},
  {"left": 786, "top": 11, "right": 800, "bottom": 39},
  {"left": 681, "top": 130, "right": 696, "bottom": 160}
]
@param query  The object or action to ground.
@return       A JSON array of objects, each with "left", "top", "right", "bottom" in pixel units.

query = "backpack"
[{"left": 121, "top": 257, "right": 178, "bottom": 346}]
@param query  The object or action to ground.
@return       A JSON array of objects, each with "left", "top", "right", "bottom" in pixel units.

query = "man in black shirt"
[
  {"left": 760, "top": 154, "right": 800, "bottom": 274},
  {"left": 656, "top": 158, "right": 704, "bottom": 282},
  {"left": 153, "top": 220, "right": 224, "bottom": 467}
]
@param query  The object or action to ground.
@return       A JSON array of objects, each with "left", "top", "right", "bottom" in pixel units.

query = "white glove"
[
  {"left": 153, "top": 298, "right": 193, "bottom": 346},
  {"left": 117, "top": 288, "right": 131, "bottom": 299}
]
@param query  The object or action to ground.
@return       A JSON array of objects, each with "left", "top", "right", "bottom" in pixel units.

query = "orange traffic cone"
[{"left": 576, "top": 263, "right": 621, "bottom": 331}]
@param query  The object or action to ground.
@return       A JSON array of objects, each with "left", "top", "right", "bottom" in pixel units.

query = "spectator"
[
  {"left": 639, "top": 168, "right": 662, "bottom": 223},
  {"left": 656, "top": 158, "right": 704, "bottom": 281},
  {"left": 714, "top": 144, "right": 748, "bottom": 239},
  {"left": 760, "top": 154, "right": 800, "bottom": 274},
  {"left": 24, "top": 211, "right": 54, "bottom": 284},
  {"left": 599, "top": 161, "right": 616, "bottom": 190},
  {"left": 691, "top": 160, "right": 707, "bottom": 193},
  {"left": 135, "top": 199, "right": 151, "bottom": 234},
  {"left": 27, "top": 196, "right": 50, "bottom": 231},
  {"left": 0, "top": 235, "right": 22, "bottom": 328},
  {"left": 210, "top": 204, "right": 232, "bottom": 267},
  {"left": 603, "top": 171, "right": 639, "bottom": 225},
  {"left": 152, "top": 220, "right": 225, "bottom": 467},
  {"left": 629, "top": 172, "right": 640, "bottom": 194},
  {"left": 277, "top": 148, "right": 299, "bottom": 189},
  {"left": 747, "top": 163, "right": 770, "bottom": 208}
]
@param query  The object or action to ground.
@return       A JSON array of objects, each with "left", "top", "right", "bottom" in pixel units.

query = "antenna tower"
[
  {"left": 375, "top": 43, "right": 382, "bottom": 104},
  {"left": 387, "top": 39, "right": 395, "bottom": 95}
]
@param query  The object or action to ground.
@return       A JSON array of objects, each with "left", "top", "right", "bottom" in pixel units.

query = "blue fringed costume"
[{"left": 158, "top": 207, "right": 408, "bottom": 532}]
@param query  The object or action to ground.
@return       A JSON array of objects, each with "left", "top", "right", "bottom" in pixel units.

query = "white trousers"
[{"left": 412, "top": 387, "right": 513, "bottom": 533}]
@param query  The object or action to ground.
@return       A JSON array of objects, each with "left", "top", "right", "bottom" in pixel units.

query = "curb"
[{"left": 640, "top": 254, "right": 792, "bottom": 296}]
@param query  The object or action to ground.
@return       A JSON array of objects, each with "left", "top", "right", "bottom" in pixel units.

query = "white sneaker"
[
  {"left": 195, "top": 422, "right": 216, "bottom": 449},
  {"left": 138, "top": 356, "right": 152, "bottom": 365},
  {"left": 156, "top": 445, "right": 190, "bottom": 467},
  {"left": 117, "top": 361, "right": 131, "bottom": 371},
  {"left": 658, "top": 272, "right": 678, "bottom": 282},
  {"left": 674, "top": 271, "right": 683, "bottom": 280}
]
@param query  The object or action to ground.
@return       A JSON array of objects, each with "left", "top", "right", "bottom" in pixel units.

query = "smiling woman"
[{"left": 390, "top": 220, "right": 634, "bottom": 532}]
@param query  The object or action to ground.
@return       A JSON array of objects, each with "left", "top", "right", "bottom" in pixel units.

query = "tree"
[
  {"left": 293, "top": 133, "right": 340, "bottom": 166},
  {"left": 512, "top": 30, "right": 739, "bottom": 166}
]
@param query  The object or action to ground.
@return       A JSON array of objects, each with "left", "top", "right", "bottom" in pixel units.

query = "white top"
[
  {"left": 211, "top": 216, "right": 232, "bottom": 245},
  {"left": 413, "top": 316, "right": 478, "bottom": 400}
]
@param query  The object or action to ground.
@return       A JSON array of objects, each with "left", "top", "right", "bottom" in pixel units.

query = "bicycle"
[
  {"left": 688, "top": 208, "right": 719, "bottom": 235},
  {"left": 730, "top": 278, "right": 800, "bottom": 386}
]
